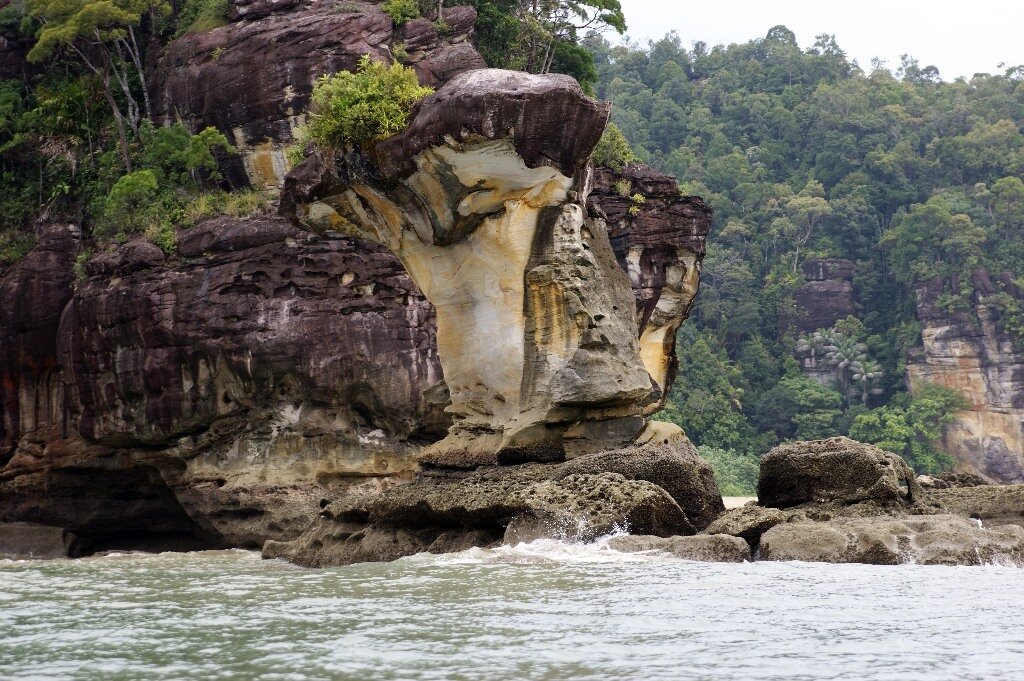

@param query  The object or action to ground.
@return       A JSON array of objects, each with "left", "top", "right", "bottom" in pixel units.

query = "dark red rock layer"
[
  {"left": 794, "top": 257, "right": 856, "bottom": 333},
  {"left": 591, "top": 163, "right": 711, "bottom": 334},
  {"left": 152, "top": 2, "right": 486, "bottom": 148}
]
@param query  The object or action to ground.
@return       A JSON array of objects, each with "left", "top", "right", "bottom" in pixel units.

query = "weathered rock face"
[
  {"left": 589, "top": 164, "right": 710, "bottom": 408},
  {"left": 3, "top": 15, "right": 714, "bottom": 556},
  {"left": 263, "top": 438, "right": 722, "bottom": 567},
  {"left": 0, "top": 223, "right": 79, "bottom": 462},
  {"left": 759, "top": 514, "right": 1024, "bottom": 566},
  {"left": 907, "top": 270, "right": 1024, "bottom": 483},
  {"left": 757, "top": 437, "right": 922, "bottom": 510},
  {"left": 794, "top": 258, "right": 855, "bottom": 335},
  {"left": 607, "top": 533, "right": 750, "bottom": 562},
  {"left": 152, "top": 1, "right": 486, "bottom": 188},
  {"left": 926, "top": 484, "right": 1024, "bottom": 529},
  {"left": 2, "top": 216, "right": 444, "bottom": 550},
  {"left": 283, "top": 69, "right": 672, "bottom": 467}
]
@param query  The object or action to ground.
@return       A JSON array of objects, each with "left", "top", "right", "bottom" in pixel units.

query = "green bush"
[
  {"left": 175, "top": 0, "right": 231, "bottom": 36},
  {"left": 74, "top": 247, "right": 92, "bottom": 279},
  {"left": 382, "top": 0, "right": 420, "bottom": 24},
  {"left": 0, "top": 229, "right": 35, "bottom": 265},
  {"left": 592, "top": 123, "right": 638, "bottom": 171},
  {"left": 139, "top": 122, "right": 234, "bottom": 187},
  {"left": 305, "top": 55, "right": 432, "bottom": 150},
  {"left": 178, "top": 189, "right": 271, "bottom": 226},
  {"left": 849, "top": 384, "right": 968, "bottom": 474},
  {"left": 698, "top": 446, "right": 760, "bottom": 497},
  {"left": 98, "top": 170, "right": 161, "bottom": 238}
]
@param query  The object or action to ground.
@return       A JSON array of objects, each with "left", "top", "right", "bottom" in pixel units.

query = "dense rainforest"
[
  {"left": 1, "top": 0, "right": 1021, "bottom": 493},
  {"left": 586, "top": 28, "right": 1024, "bottom": 491}
]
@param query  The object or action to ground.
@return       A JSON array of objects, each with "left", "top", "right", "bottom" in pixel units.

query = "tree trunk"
[{"left": 101, "top": 69, "right": 133, "bottom": 172}]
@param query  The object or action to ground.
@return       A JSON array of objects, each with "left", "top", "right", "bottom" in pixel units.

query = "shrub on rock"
[{"left": 305, "top": 55, "right": 432, "bottom": 150}]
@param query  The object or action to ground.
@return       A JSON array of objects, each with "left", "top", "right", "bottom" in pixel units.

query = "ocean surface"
[{"left": 2, "top": 538, "right": 1023, "bottom": 680}]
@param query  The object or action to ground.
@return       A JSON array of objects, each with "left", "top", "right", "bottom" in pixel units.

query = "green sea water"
[{"left": 2, "top": 540, "right": 1023, "bottom": 680}]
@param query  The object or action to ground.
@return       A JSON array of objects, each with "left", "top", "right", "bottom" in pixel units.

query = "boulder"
[
  {"left": 926, "top": 484, "right": 1024, "bottom": 529},
  {"left": 560, "top": 439, "right": 724, "bottom": 531},
  {"left": 607, "top": 534, "right": 750, "bottom": 562},
  {"left": 757, "top": 437, "right": 923, "bottom": 509},
  {"left": 0, "top": 522, "right": 80, "bottom": 559},
  {"left": 759, "top": 514, "right": 1024, "bottom": 566},
  {"left": 261, "top": 441, "right": 723, "bottom": 567},
  {"left": 265, "top": 469, "right": 692, "bottom": 567},
  {"left": 703, "top": 505, "right": 795, "bottom": 541}
]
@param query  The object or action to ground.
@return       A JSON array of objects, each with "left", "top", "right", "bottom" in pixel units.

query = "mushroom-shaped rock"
[{"left": 281, "top": 69, "right": 657, "bottom": 467}]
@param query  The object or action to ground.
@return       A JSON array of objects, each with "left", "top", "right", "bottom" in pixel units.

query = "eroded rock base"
[{"left": 263, "top": 439, "right": 723, "bottom": 567}]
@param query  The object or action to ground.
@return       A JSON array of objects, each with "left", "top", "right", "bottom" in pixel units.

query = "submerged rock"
[
  {"left": 759, "top": 515, "right": 1024, "bottom": 566},
  {"left": 703, "top": 505, "right": 795, "bottom": 542},
  {"left": 607, "top": 534, "right": 750, "bottom": 562},
  {"left": 0, "top": 522, "right": 80, "bottom": 560}
]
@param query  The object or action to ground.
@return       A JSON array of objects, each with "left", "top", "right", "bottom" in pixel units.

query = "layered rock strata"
[
  {"left": 794, "top": 258, "right": 855, "bottom": 334},
  {"left": 590, "top": 164, "right": 710, "bottom": 409},
  {"left": 907, "top": 270, "right": 1024, "bottom": 482},
  {"left": 1, "top": 72, "right": 712, "bottom": 553},
  {"left": 152, "top": 1, "right": 486, "bottom": 187},
  {"left": 282, "top": 69, "right": 691, "bottom": 467},
  {"left": 263, "top": 436, "right": 723, "bottom": 567}
]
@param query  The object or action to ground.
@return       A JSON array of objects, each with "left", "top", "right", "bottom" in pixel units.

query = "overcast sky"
[{"left": 616, "top": 0, "right": 1023, "bottom": 80}]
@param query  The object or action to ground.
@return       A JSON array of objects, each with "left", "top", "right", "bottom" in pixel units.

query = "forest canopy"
[{"left": 587, "top": 28, "right": 1024, "bottom": 484}]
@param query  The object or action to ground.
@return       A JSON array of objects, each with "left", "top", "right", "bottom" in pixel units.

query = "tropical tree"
[{"left": 25, "top": 0, "right": 170, "bottom": 169}]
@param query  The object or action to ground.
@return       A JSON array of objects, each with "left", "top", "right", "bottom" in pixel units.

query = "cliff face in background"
[
  {"left": 907, "top": 270, "right": 1024, "bottom": 483},
  {"left": 0, "top": 7, "right": 712, "bottom": 551},
  {"left": 794, "top": 258, "right": 855, "bottom": 335}
]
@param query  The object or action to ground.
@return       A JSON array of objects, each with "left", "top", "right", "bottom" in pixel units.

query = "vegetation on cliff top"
[
  {"left": 589, "top": 28, "right": 1023, "bottom": 484},
  {"left": 303, "top": 56, "right": 432, "bottom": 150},
  {"left": 0, "top": 0, "right": 269, "bottom": 259}
]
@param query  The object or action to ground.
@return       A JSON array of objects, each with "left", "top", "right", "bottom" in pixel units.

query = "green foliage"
[
  {"left": 96, "top": 169, "right": 161, "bottom": 241},
  {"left": 592, "top": 122, "right": 637, "bottom": 170},
  {"left": 178, "top": 189, "right": 271, "bottom": 226},
  {"left": 175, "top": 0, "right": 231, "bottom": 36},
  {"left": 26, "top": 0, "right": 168, "bottom": 63},
  {"left": 698, "top": 446, "right": 759, "bottom": 496},
  {"left": 304, "top": 56, "right": 432, "bottom": 150},
  {"left": 382, "top": 0, "right": 420, "bottom": 24},
  {"left": 590, "top": 26, "right": 1024, "bottom": 476},
  {"left": 138, "top": 122, "right": 234, "bottom": 186},
  {"left": 849, "top": 384, "right": 968, "bottom": 473},
  {"left": 755, "top": 375, "right": 843, "bottom": 441},
  {"left": 0, "top": 229, "right": 35, "bottom": 265},
  {"left": 74, "top": 247, "right": 93, "bottom": 279},
  {"left": 466, "top": 0, "right": 624, "bottom": 91}
]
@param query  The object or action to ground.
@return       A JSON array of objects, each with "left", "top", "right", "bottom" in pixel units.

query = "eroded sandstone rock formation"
[
  {"left": 794, "top": 258, "right": 855, "bottom": 334},
  {"left": 1, "top": 63, "right": 713, "bottom": 553},
  {"left": 907, "top": 270, "right": 1024, "bottom": 482},
  {"left": 282, "top": 69, "right": 707, "bottom": 467}
]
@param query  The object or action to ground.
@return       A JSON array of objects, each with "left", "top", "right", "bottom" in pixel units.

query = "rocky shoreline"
[{"left": 5, "top": 435, "right": 1024, "bottom": 566}]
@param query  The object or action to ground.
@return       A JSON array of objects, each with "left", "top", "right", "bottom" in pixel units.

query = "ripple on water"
[{"left": 1, "top": 544, "right": 1023, "bottom": 680}]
